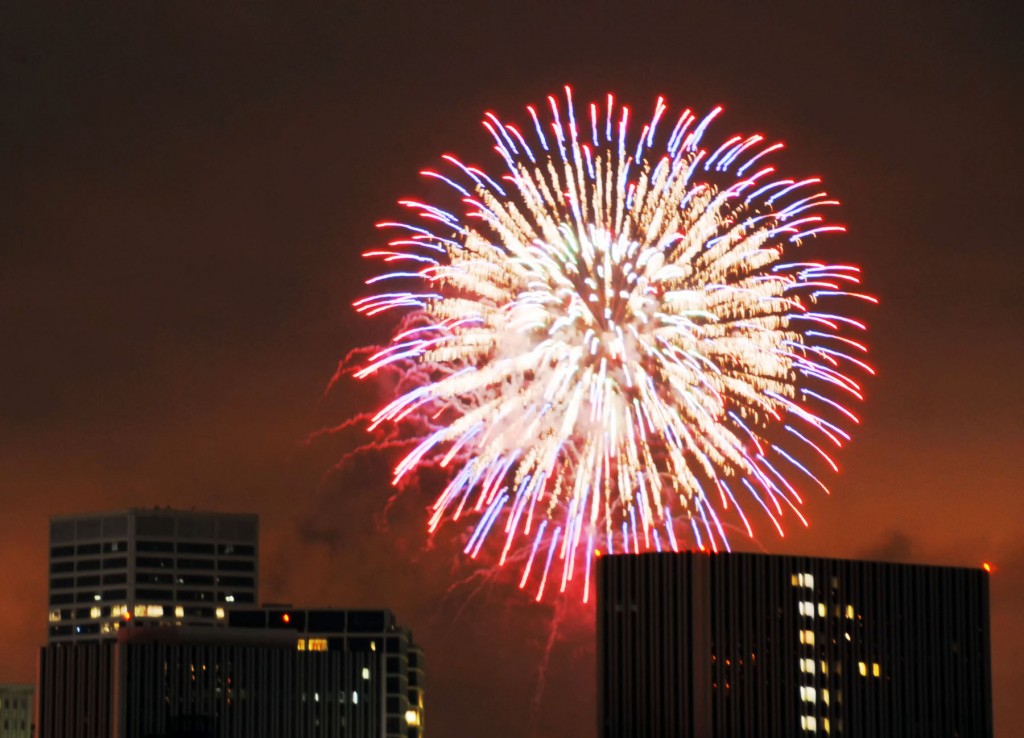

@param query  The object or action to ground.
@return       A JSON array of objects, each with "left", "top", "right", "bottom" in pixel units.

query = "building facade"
[
  {"left": 0, "top": 685, "right": 33, "bottom": 738},
  {"left": 48, "top": 509, "right": 259, "bottom": 641},
  {"left": 598, "top": 552, "right": 992, "bottom": 738},
  {"left": 39, "top": 609, "right": 424, "bottom": 738},
  {"left": 39, "top": 510, "right": 424, "bottom": 738}
]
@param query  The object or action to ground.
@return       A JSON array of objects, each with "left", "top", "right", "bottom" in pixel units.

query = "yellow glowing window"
[
  {"left": 90, "top": 607, "right": 102, "bottom": 619},
  {"left": 872, "top": 662, "right": 881, "bottom": 677},
  {"left": 48, "top": 610, "right": 62, "bottom": 623},
  {"left": 822, "top": 688, "right": 830, "bottom": 706},
  {"left": 215, "top": 607, "right": 226, "bottom": 619},
  {"left": 821, "top": 660, "right": 828, "bottom": 674},
  {"left": 799, "top": 629, "right": 815, "bottom": 645},
  {"left": 361, "top": 667, "right": 370, "bottom": 679},
  {"left": 296, "top": 639, "right": 307, "bottom": 651},
  {"left": 858, "top": 661, "right": 867, "bottom": 676},
  {"left": 845, "top": 605, "right": 854, "bottom": 619},
  {"left": 791, "top": 574, "right": 800, "bottom": 586},
  {"left": 405, "top": 709, "right": 420, "bottom": 727},
  {"left": 308, "top": 638, "right": 328, "bottom": 652},
  {"left": 818, "top": 603, "right": 826, "bottom": 617},
  {"left": 824, "top": 717, "right": 831, "bottom": 734},
  {"left": 174, "top": 606, "right": 185, "bottom": 618}
]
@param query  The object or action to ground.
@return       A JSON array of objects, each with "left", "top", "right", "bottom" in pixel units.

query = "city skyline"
[{"left": 1, "top": 3, "right": 1021, "bottom": 737}]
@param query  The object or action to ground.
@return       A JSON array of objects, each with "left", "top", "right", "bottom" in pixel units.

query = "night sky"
[{"left": 2, "top": 3, "right": 1021, "bottom": 736}]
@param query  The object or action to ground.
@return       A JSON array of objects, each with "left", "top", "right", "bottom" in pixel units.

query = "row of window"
[
  {"left": 50, "top": 557, "right": 256, "bottom": 574},
  {"left": 51, "top": 573, "right": 254, "bottom": 589},
  {"left": 49, "top": 589, "right": 254, "bottom": 605},
  {"left": 51, "top": 542, "right": 255, "bottom": 557}
]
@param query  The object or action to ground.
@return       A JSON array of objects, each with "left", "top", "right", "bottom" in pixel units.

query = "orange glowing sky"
[{"left": 0, "top": 4, "right": 1021, "bottom": 737}]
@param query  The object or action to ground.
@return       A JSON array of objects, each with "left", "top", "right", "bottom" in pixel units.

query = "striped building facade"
[
  {"left": 38, "top": 608, "right": 424, "bottom": 738},
  {"left": 598, "top": 552, "right": 991, "bottom": 738}
]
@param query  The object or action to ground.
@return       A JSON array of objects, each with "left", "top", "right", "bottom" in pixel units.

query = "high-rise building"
[
  {"left": 47, "top": 508, "right": 258, "bottom": 641},
  {"left": 0, "top": 684, "right": 33, "bottom": 738},
  {"left": 598, "top": 552, "right": 992, "bottom": 738},
  {"left": 39, "top": 608, "right": 424, "bottom": 738},
  {"left": 38, "top": 509, "right": 425, "bottom": 738}
]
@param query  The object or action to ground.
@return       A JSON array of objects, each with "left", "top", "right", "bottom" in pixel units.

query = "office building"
[
  {"left": 598, "top": 552, "right": 992, "bottom": 738},
  {"left": 0, "top": 684, "right": 33, "bottom": 738},
  {"left": 47, "top": 508, "right": 258, "bottom": 641},
  {"left": 39, "top": 607, "right": 423, "bottom": 738},
  {"left": 38, "top": 509, "right": 424, "bottom": 738}
]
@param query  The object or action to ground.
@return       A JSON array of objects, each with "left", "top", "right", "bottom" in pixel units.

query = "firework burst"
[{"left": 353, "top": 87, "right": 874, "bottom": 601}]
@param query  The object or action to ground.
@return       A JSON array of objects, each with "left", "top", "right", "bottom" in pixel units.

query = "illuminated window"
[
  {"left": 134, "top": 604, "right": 164, "bottom": 618},
  {"left": 799, "top": 629, "right": 815, "bottom": 645},
  {"left": 845, "top": 605, "right": 854, "bottom": 619},
  {"left": 48, "top": 610, "right": 62, "bottom": 623},
  {"left": 804, "top": 574, "right": 814, "bottom": 589},
  {"left": 90, "top": 607, "right": 102, "bottom": 619},
  {"left": 370, "top": 640, "right": 376, "bottom": 651},
  {"left": 801, "top": 715, "right": 817, "bottom": 731},
  {"left": 824, "top": 717, "right": 831, "bottom": 734},
  {"left": 791, "top": 574, "right": 800, "bottom": 586},
  {"left": 174, "top": 606, "right": 185, "bottom": 618},
  {"left": 308, "top": 638, "right": 328, "bottom": 652},
  {"left": 361, "top": 667, "right": 370, "bottom": 680},
  {"left": 817, "top": 603, "right": 826, "bottom": 617},
  {"left": 858, "top": 661, "right": 867, "bottom": 676},
  {"left": 822, "top": 688, "right": 830, "bottom": 706},
  {"left": 800, "top": 686, "right": 816, "bottom": 702},
  {"left": 821, "top": 660, "right": 828, "bottom": 674},
  {"left": 872, "top": 662, "right": 881, "bottom": 677},
  {"left": 296, "top": 639, "right": 307, "bottom": 651},
  {"left": 405, "top": 709, "right": 421, "bottom": 727},
  {"left": 351, "top": 691, "right": 359, "bottom": 705},
  {"left": 215, "top": 607, "right": 226, "bottom": 619}
]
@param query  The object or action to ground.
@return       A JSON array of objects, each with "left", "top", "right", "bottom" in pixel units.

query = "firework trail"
[{"left": 353, "top": 86, "right": 874, "bottom": 601}]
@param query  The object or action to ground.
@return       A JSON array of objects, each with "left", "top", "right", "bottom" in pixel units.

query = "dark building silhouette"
[
  {"left": 47, "top": 509, "right": 259, "bottom": 642},
  {"left": 38, "top": 510, "right": 424, "bottom": 738},
  {"left": 39, "top": 607, "right": 423, "bottom": 738},
  {"left": 0, "top": 684, "right": 34, "bottom": 738},
  {"left": 598, "top": 552, "right": 992, "bottom": 738}
]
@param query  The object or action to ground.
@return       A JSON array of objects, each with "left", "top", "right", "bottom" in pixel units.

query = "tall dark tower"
[{"left": 598, "top": 552, "right": 992, "bottom": 738}]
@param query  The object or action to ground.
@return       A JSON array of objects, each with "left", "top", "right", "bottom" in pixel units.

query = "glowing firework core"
[{"left": 355, "top": 87, "right": 873, "bottom": 601}]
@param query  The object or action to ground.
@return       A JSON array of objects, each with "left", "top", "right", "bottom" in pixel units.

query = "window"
[
  {"left": 858, "top": 661, "right": 867, "bottom": 676},
  {"left": 177, "top": 558, "right": 215, "bottom": 570},
  {"left": 218, "top": 543, "right": 255, "bottom": 556},
  {"left": 50, "top": 561, "right": 74, "bottom": 573},
  {"left": 76, "top": 559, "right": 100, "bottom": 571},
  {"left": 845, "top": 605, "right": 855, "bottom": 619},
  {"left": 102, "top": 557, "right": 128, "bottom": 570},
  {"left": 177, "top": 574, "right": 214, "bottom": 586},
  {"left": 872, "top": 662, "right": 881, "bottom": 677},
  {"left": 176, "top": 590, "right": 213, "bottom": 602},
  {"left": 178, "top": 542, "right": 215, "bottom": 554},
  {"left": 76, "top": 575, "right": 101, "bottom": 586},
  {"left": 76, "top": 543, "right": 101, "bottom": 555},
  {"left": 103, "top": 572, "right": 127, "bottom": 585},
  {"left": 50, "top": 545, "right": 74, "bottom": 558},
  {"left": 799, "top": 629, "right": 815, "bottom": 645},
  {"left": 308, "top": 638, "right": 328, "bottom": 652},
  {"left": 217, "top": 559, "right": 254, "bottom": 572},
  {"left": 136, "top": 556, "right": 173, "bottom": 569},
  {"left": 137, "top": 572, "right": 173, "bottom": 585},
  {"left": 102, "top": 541, "right": 127, "bottom": 553},
  {"left": 136, "top": 540, "right": 174, "bottom": 552},
  {"left": 50, "top": 577, "right": 74, "bottom": 589},
  {"left": 136, "top": 588, "right": 173, "bottom": 599},
  {"left": 217, "top": 575, "right": 255, "bottom": 588}
]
